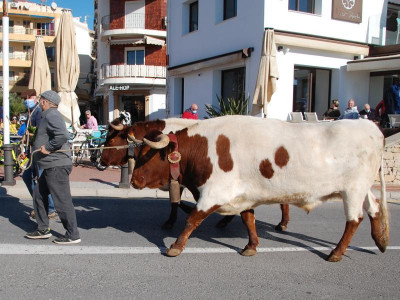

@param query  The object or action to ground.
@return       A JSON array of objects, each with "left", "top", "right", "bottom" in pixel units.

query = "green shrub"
[
  {"left": 0, "top": 90, "right": 26, "bottom": 117},
  {"left": 205, "top": 95, "right": 249, "bottom": 118}
]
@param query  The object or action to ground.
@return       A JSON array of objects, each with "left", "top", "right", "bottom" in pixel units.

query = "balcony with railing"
[
  {"left": 101, "top": 12, "right": 166, "bottom": 32},
  {"left": 0, "top": 26, "right": 55, "bottom": 36},
  {"left": 100, "top": 64, "right": 166, "bottom": 79}
]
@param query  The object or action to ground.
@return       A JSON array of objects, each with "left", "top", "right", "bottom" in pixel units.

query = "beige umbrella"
[
  {"left": 251, "top": 29, "right": 279, "bottom": 117},
  {"left": 28, "top": 36, "right": 51, "bottom": 94},
  {"left": 55, "top": 10, "right": 81, "bottom": 131}
]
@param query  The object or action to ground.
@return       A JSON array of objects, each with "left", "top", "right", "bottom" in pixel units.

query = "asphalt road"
[{"left": 0, "top": 195, "right": 399, "bottom": 299}]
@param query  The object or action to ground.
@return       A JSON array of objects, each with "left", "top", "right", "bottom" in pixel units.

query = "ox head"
[
  {"left": 131, "top": 130, "right": 172, "bottom": 189},
  {"left": 97, "top": 118, "right": 130, "bottom": 170},
  {"left": 98, "top": 119, "right": 168, "bottom": 170}
]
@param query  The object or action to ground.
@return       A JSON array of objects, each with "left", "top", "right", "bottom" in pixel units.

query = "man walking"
[{"left": 25, "top": 90, "right": 81, "bottom": 244}]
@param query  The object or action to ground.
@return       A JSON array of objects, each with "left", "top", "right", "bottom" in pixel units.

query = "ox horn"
[
  {"left": 143, "top": 134, "right": 170, "bottom": 149},
  {"left": 109, "top": 122, "right": 124, "bottom": 131},
  {"left": 127, "top": 133, "right": 143, "bottom": 144}
]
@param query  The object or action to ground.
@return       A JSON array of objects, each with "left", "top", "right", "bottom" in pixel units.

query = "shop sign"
[
  {"left": 110, "top": 85, "right": 130, "bottom": 91},
  {"left": 332, "top": 0, "right": 362, "bottom": 23}
]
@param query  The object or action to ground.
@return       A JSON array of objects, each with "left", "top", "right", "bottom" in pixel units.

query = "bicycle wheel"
[
  {"left": 74, "top": 141, "right": 89, "bottom": 166},
  {"left": 90, "top": 142, "right": 104, "bottom": 165}
]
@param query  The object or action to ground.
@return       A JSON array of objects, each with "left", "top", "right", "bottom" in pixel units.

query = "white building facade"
[{"left": 167, "top": 0, "right": 400, "bottom": 120}]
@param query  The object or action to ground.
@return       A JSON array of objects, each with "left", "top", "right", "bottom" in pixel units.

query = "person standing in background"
[{"left": 182, "top": 104, "right": 199, "bottom": 120}]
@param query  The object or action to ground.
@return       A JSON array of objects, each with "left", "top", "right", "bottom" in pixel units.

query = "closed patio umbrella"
[
  {"left": 55, "top": 10, "right": 80, "bottom": 130},
  {"left": 28, "top": 36, "right": 51, "bottom": 94},
  {"left": 251, "top": 29, "right": 279, "bottom": 117}
]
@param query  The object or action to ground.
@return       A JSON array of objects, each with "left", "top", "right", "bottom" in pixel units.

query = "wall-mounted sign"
[
  {"left": 109, "top": 85, "right": 130, "bottom": 91},
  {"left": 332, "top": 0, "right": 362, "bottom": 24}
]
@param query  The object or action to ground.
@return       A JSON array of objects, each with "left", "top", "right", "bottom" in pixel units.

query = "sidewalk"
[{"left": 1, "top": 160, "right": 399, "bottom": 202}]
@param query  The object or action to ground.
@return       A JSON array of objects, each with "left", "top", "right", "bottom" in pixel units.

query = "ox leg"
[
  {"left": 240, "top": 209, "right": 259, "bottom": 256},
  {"left": 275, "top": 204, "right": 290, "bottom": 232},
  {"left": 166, "top": 205, "right": 220, "bottom": 257},
  {"left": 163, "top": 203, "right": 179, "bottom": 230},
  {"left": 327, "top": 217, "right": 363, "bottom": 262},
  {"left": 163, "top": 182, "right": 184, "bottom": 229},
  {"left": 216, "top": 215, "right": 235, "bottom": 228}
]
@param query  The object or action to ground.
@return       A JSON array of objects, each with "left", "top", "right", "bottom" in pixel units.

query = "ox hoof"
[
  {"left": 166, "top": 247, "right": 182, "bottom": 257},
  {"left": 275, "top": 224, "right": 288, "bottom": 232},
  {"left": 240, "top": 248, "right": 257, "bottom": 257},
  {"left": 374, "top": 237, "right": 388, "bottom": 253},
  {"left": 162, "top": 222, "right": 174, "bottom": 230},
  {"left": 327, "top": 252, "right": 342, "bottom": 262}
]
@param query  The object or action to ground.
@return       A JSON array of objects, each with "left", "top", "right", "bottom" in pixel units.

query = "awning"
[
  {"left": 7, "top": 13, "right": 54, "bottom": 19},
  {"left": 109, "top": 36, "right": 165, "bottom": 46},
  {"left": 145, "top": 36, "right": 165, "bottom": 46},
  {"left": 110, "top": 38, "right": 145, "bottom": 45},
  {"left": 347, "top": 54, "right": 400, "bottom": 72}
]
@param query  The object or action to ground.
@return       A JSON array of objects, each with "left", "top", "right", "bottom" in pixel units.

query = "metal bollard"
[
  {"left": 119, "top": 162, "right": 130, "bottom": 189},
  {"left": 1, "top": 144, "right": 16, "bottom": 186}
]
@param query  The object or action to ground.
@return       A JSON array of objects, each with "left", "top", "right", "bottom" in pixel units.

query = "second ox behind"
[{"left": 130, "top": 115, "right": 389, "bottom": 262}]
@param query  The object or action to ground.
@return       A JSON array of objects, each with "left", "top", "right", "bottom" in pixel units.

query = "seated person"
[
  {"left": 359, "top": 104, "right": 376, "bottom": 120},
  {"left": 338, "top": 99, "right": 360, "bottom": 120},
  {"left": 323, "top": 99, "right": 341, "bottom": 120},
  {"left": 9, "top": 116, "right": 19, "bottom": 134}
]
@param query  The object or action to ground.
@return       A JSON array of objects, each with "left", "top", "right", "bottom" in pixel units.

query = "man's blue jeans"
[{"left": 22, "top": 165, "right": 55, "bottom": 213}]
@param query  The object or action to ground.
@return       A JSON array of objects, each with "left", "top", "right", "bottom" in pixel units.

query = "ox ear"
[{"left": 143, "top": 134, "right": 170, "bottom": 149}]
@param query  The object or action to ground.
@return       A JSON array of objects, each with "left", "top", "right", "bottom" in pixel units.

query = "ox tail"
[{"left": 378, "top": 155, "right": 390, "bottom": 251}]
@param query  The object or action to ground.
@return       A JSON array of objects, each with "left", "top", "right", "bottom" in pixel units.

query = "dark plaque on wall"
[{"left": 332, "top": 0, "right": 363, "bottom": 23}]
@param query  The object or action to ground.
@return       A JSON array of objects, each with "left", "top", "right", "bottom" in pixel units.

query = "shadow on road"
[
  {"left": 69, "top": 198, "right": 376, "bottom": 259},
  {"left": 0, "top": 189, "right": 37, "bottom": 232}
]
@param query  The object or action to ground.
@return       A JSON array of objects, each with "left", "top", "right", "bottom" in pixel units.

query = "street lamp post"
[{"left": 2, "top": 0, "right": 16, "bottom": 186}]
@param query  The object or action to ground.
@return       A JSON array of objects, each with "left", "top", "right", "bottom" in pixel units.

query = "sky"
[{"left": 33, "top": 0, "right": 95, "bottom": 29}]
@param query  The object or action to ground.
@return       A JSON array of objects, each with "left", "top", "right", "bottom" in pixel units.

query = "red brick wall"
[
  {"left": 145, "top": 45, "right": 166, "bottom": 66},
  {"left": 109, "top": 0, "right": 166, "bottom": 31},
  {"left": 110, "top": 45, "right": 125, "bottom": 65},
  {"left": 110, "top": 44, "right": 166, "bottom": 66}
]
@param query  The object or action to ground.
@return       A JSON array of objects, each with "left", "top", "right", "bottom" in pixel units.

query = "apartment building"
[
  {"left": 167, "top": 0, "right": 400, "bottom": 120},
  {"left": 93, "top": 0, "right": 167, "bottom": 123},
  {"left": 0, "top": 0, "right": 62, "bottom": 95},
  {"left": 0, "top": 0, "right": 94, "bottom": 118}
]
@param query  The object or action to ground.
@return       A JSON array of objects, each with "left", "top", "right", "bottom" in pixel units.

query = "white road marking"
[{"left": 0, "top": 244, "right": 399, "bottom": 255}]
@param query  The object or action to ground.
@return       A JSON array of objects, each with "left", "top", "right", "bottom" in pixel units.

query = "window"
[
  {"left": 221, "top": 67, "right": 245, "bottom": 100},
  {"left": 224, "top": 0, "right": 237, "bottom": 20},
  {"left": 23, "top": 20, "right": 30, "bottom": 27},
  {"left": 126, "top": 49, "right": 145, "bottom": 65},
  {"left": 189, "top": 1, "right": 198, "bottom": 32},
  {"left": 46, "top": 47, "right": 55, "bottom": 61},
  {"left": 289, "top": 0, "right": 314, "bottom": 14}
]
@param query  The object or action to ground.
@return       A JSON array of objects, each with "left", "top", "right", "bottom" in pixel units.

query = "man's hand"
[{"left": 40, "top": 145, "right": 50, "bottom": 155}]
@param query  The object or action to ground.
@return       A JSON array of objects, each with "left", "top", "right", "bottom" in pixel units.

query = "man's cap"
[
  {"left": 41, "top": 90, "right": 61, "bottom": 106},
  {"left": 21, "top": 89, "right": 37, "bottom": 98}
]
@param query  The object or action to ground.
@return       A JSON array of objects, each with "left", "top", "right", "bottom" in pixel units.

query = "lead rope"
[{"left": 23, "top": 144, "right": 135, "bottom": 171}]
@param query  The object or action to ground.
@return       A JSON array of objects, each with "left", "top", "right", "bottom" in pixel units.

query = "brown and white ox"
[
  {"left": 99, "top": 118, "right": 292, "bottom": 230},
  {"left": 131, "top": 115, "right": 389, "bottom": 262}
]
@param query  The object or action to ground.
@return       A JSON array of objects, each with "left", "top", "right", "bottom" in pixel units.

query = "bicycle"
[
  {"left": 0, "top": 136, "right": 29, "bottom": 177},
  {"left": 73, "top": 129, "right": 107, "bottom": 166}
]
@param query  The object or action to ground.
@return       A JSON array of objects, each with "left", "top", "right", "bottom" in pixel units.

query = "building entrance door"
[{"left": 121, "top": 95, "right": 145, "bottom": 122}]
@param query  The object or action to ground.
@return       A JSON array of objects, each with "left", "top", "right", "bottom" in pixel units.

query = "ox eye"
[{"left": 110, "top": 138, "right": 115, "bottom": 143}]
